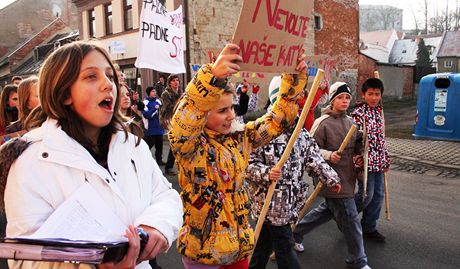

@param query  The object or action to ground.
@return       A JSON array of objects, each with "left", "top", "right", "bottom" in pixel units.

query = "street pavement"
[
  {"left": 387, "top": 137, "right": 460, "bottom": 178},
  {"left": 1, "top": 136, "right": 457, "bottom": 269},
  {"left": 156, "top": 136, "right": 460, "bottom": 269}
]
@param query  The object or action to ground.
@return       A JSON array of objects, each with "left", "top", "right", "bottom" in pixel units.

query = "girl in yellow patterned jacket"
[{"left": 169, "top": 44, "right": 307, "bottom": 269}]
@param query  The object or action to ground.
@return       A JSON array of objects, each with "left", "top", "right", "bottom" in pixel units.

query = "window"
[
  {"left": 124, "top": 0, "right": 133, "bottom": 31},
  {"left": 105, "top": 4, "right": 113, "bottom": 35},
  {"left": 88, "top": 9, "right": 95, "bottom": 38},
  {"left": 444, "top": 60, "right": 453, "bottom": 68},
  {"left": 314, "top": 14, "right": 322, "bottom": 31}
]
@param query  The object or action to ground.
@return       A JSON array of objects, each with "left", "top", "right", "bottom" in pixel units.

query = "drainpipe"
[{"left": 184, "top": 0, "right": 191, "bottom": 82}]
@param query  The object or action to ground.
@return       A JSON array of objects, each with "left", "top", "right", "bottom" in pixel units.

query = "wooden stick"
[
  {"left": 372, "top": 70, "right": 391, "bottom": 220},
  {"left": 337, "top": 125, "right": 357, "bottom": 154},
  {"left": 363, "top": 119, "right": 369, "bottom": 201},
  {"left": 381, "top": 108, "right": 391, "bottom": 221},
  {"left": 362, "top": 71, "right": 380, "bottom": 201},
  {"left": 291, "top": 124, "right": 357, "bottom": 230},
  {"left": 384, "top": 172, "right": 390, "bottom": 220},
  {"left": 250, "top": 69, "right": 324, "bottom": 258},
  {"left": 291, "top": 181, "right": 323, "bottom": 231}
]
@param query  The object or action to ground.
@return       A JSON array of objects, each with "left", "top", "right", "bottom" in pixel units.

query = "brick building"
[
  {"left": 314, "top": 0, "right": 359, "bottom": 94},
  {"left": 0, "top": 18, "right": 74, "bottom": 85},
  {"left": 185, "top": 0, "right": 359, "bottom": 105},
  {"left": 0, "top": 0, "right": 78, "bottom": 58},
  {"left": 69, "top": 0, "right": 360, "bottom": 100}
]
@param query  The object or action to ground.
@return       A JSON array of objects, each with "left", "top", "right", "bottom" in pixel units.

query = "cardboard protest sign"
[
  {"left": 232, "top": 0, "right": 314, "bottom": 73},
  {"left": 135, "top": 2, "right": 185, "bottom": 74},
  {"left": 190, "top": 47, "right": 273, "bottom": 85}
]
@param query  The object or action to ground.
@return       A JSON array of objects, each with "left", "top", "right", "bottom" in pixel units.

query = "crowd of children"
[{"left": 0, "top": 39, "right": 391, "bottom": 269}]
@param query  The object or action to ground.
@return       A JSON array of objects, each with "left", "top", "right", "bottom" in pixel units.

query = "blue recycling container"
[{"left": 413, "top": 73, "right": 460, "bottom": 141}]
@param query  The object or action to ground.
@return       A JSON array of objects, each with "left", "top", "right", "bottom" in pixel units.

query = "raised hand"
[{"left": 211, "top": 44, "right": 243, "bottom": 79}]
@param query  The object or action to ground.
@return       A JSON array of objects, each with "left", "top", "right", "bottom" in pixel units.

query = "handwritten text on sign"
[
  {"left": 232, "top": 0, "right": 314, "bottom": 73},
  {"left": 135, "top": 1, "right": 185, "bottom": 74}
]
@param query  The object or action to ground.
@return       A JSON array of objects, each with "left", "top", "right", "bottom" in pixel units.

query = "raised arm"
[
  {"left": 244, "top": 58, "right": 308, "bottom": 152},
  {"left": 168, "top": 44, "right": 242, "bottom": 164}
]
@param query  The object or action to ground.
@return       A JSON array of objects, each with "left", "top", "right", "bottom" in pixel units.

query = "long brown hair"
[
  {"left": 31, "top": 41, "right": 142, "bottom": 149},
  {"left": 0, "top": 84, "right": 18, "bottom": 132},
  {"left": 17, "top": 76, "right": 39, "bottom": 122}
]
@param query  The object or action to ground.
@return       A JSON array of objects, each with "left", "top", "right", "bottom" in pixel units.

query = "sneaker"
[
  {"left": 347, "top": 264, "right": 372, "bottom": 269},
  {"left": 165, "top": 169, "right": 177, "bottom": 176},
  {"left": 293, "top": 242, "right": 304, "bottom": 252},
  {"left": 363, "top": 230, "right": 386, "bottom": 242}
]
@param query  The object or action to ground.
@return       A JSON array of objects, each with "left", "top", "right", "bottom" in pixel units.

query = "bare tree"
[
  {"left": 410, "top": 6, "right": 420, "bottom": 33},
  {"left": 446, "top": 0, "right": 449, "bottom": 31},
  {"left": 456, "top": 0, "right": 459, "bottom": 30},
  {"left": 424, "top": 0, "right": 428, "bottom": 34}
]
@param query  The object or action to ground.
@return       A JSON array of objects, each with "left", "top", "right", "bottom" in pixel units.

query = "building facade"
[
  {"left": 0, "top": 0, "right": 78, "bottom": 58},
  {"left": 70, "top": 0, "right": 359, "bottom": 101},
  {"left": 360, "top": 5, "right": 403, "bottom": 32},
  {"left": 437, "top": 31, "right": 460, "bottom": 73},
  {"left": 72, "top": 0, "right": 176, "bottom": 93}
]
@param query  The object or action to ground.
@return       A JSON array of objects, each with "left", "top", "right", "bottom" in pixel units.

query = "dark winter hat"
[
  {"left": 329, "top": 82, "right": 352, "bottom": 103},
  {"left": 146, "top": 86, "right": 155, "bottom": 96}
]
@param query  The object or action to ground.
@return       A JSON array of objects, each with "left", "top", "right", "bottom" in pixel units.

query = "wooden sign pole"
[{"left": 250, "top": 69, "right": 324, "bottom": 260}]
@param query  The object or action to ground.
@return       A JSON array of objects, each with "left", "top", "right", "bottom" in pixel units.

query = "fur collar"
[{"left": 0, "top": 138, "right": 31, "bottom": 210}]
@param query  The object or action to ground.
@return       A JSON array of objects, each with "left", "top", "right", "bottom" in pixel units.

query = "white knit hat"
[
  {"left": 329, "top": 82, "right": 352, "bottom": 103},
  {"left": 268, "top": 75, "right": 281, "bottom": 105}
]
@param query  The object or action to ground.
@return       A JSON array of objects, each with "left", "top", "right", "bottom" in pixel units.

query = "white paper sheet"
[{"left": 26, "top": 183, "right": 127, "bottom": 242}]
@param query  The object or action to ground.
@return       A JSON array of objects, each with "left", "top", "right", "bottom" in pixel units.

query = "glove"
[{"left": 252, "top": 85, "right": 260, "bottom": 94}]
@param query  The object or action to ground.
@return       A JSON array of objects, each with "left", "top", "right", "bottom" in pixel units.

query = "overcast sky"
[
  {"left": 359, "top": 0, "right": 459, "bottom": 30},
  {"left": 0, "top": 0, "right": 458, "bottom": 30},
  {"left": 0, "top": 0, "right": 15, "bottom": 10}
]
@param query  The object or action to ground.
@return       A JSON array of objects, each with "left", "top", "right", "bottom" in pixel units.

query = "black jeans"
[
  {"left": 165, "top": 148, "right": 175, "bottom": 170},
  {"left": 249, "top": 223, "right": 301, "bottom": 269},
  {"left": 144, "top": 135, "right": 164, "bottom": 163}
]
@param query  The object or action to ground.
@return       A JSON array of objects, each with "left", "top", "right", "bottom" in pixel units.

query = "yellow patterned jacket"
[{"left": 169, "top": 64, "right": 306, "bottom": 265}]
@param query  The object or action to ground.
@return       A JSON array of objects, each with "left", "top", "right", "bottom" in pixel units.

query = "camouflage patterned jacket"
[
  {"left": 246, "top": 124, "right": 340, "bottom": 226},
  {"left": 169, "top": 64, "right": 306, "bottom": 265}
]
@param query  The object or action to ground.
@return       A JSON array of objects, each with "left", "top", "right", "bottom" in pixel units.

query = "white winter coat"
[{"left": 4, "top": 118, "right": 183, "bottom": 269}]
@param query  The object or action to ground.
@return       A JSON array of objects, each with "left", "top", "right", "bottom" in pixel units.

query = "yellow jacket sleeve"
[
  {"left": 168, "top": 64, "right": 224, "bottom": 162},
  {"left": 243, "top": 72, "right": 308, "bottom": 151}
]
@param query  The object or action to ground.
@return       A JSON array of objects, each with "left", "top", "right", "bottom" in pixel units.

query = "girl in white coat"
[{"left": 0, "top": 41, "right": 183, "bottom": 269}]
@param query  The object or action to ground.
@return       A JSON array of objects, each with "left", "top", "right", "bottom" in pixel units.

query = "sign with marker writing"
[
  {"left": 232, "top": 0, "right": 314, "bottom": 73},
  {"left": 135, "top": 2, "right": 185, "bottom": 73}
]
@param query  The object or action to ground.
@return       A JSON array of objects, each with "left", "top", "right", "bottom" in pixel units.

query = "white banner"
[{"left": 135, "top": 3, "right": 185, "bottom": 74}]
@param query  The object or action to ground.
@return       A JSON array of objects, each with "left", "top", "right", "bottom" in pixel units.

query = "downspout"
[{"left": 184, "top": 0, "right": 191, "bottom": 82}]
